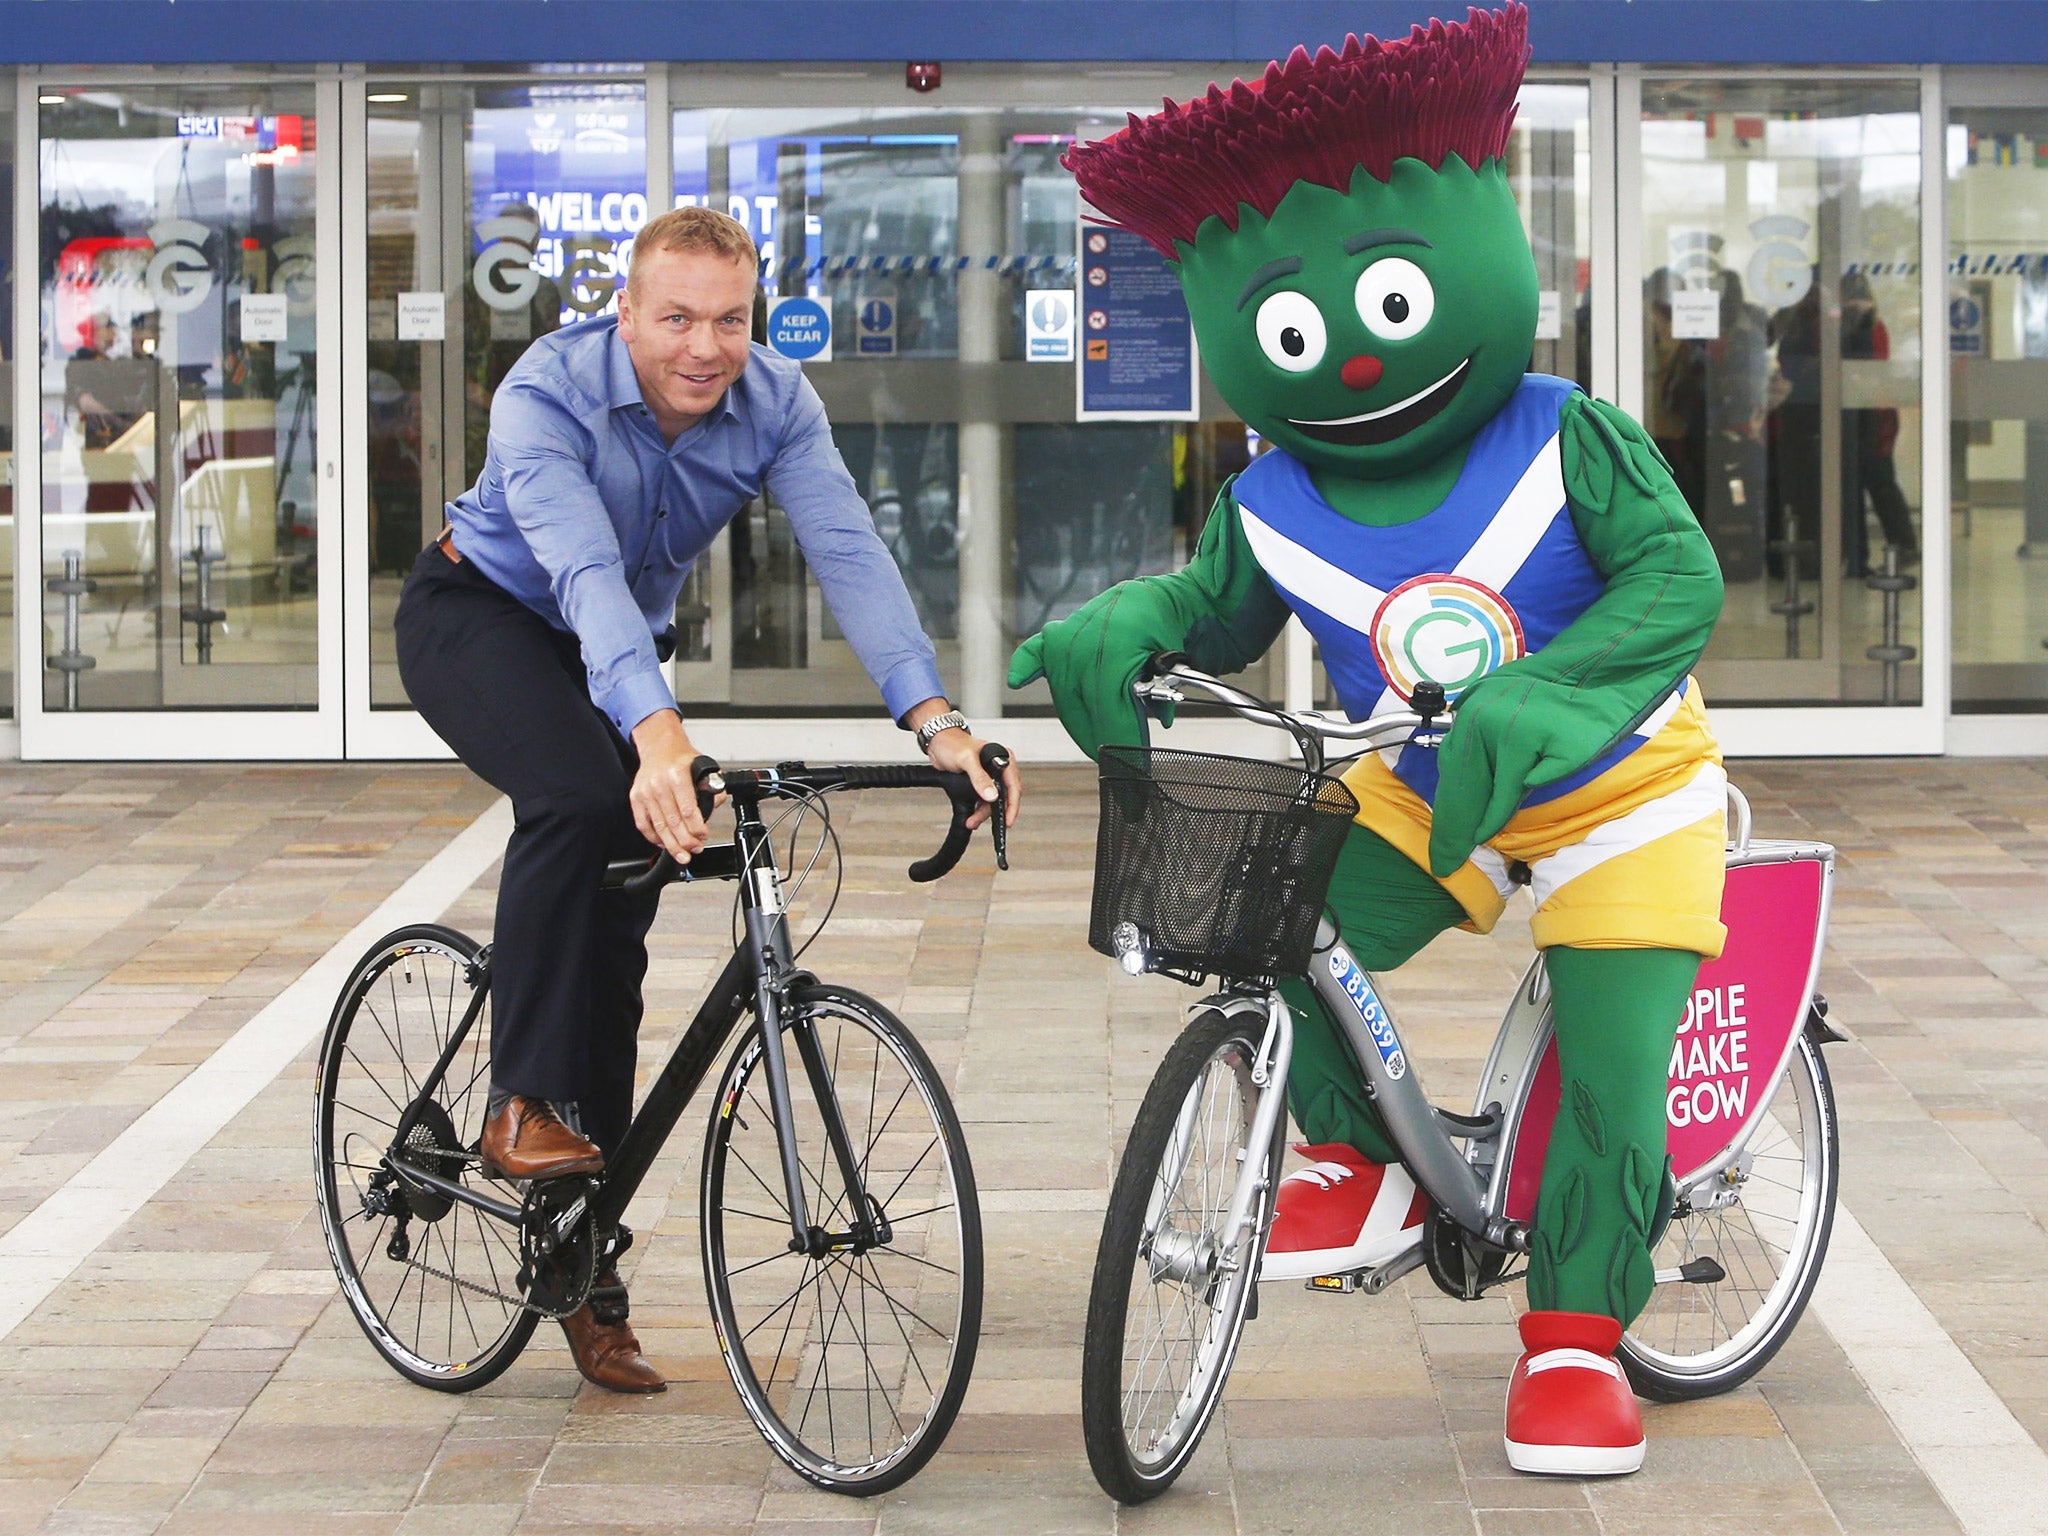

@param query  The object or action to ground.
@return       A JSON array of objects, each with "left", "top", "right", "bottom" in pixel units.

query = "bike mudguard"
[{"left": 1498, "top": 840, "right": 1836, "bottom": 1221}]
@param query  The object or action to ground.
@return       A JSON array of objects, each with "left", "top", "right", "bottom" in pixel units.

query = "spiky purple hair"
[{"left": 1065, "top": 4, "right": 1530, "bottom": 258}]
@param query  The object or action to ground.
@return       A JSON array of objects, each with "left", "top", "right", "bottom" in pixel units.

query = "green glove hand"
[
  {"left": 1006, "top": 581, "right": 1187, "bottom": 758},
  {"left": 1427, "top": 672, "right": 1577, "bottom": 876}
]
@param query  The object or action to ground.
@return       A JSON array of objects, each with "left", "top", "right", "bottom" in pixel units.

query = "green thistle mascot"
[{"left": 1012, "top": 4, "right": 1728, "bottom": 1476}]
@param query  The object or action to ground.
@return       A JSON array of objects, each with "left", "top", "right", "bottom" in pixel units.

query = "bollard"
[
  {"left": 182, "top": 526, "right": 227, "bottom": 665},
  {"left": 45, "top": 549, "right": 97, "bottom": 711},
  {"left": 1864, "top": 545, "right": 1918, "bottom": 706},
  {"left": 1768, "top": 532, "right": 1816, "bottom": 657}
]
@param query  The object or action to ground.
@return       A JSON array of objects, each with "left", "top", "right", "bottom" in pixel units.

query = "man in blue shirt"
[{"left": 394, "top": 206, "right": 1020, "bottom": 1392}]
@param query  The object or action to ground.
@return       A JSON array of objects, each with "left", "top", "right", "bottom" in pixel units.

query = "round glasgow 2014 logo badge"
[{"left": 1369, "top": 574, "right": 1526, "bottom": 702}]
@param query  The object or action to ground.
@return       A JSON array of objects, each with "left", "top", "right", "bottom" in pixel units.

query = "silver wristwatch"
[{"left": 914, "top": 709, "right": 968, "bottom": 753}]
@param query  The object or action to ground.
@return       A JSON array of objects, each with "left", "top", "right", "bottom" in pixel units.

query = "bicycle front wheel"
[
  {"left": 1621, "top": 1030, "right": 1840, "bottom": 1400},
  {"left": 314, "top": 925, "right": 537, "bottom": 1390},
  {"left": 701, "top": 983, "right": 982, "bottom": 1495},
  {"left": 1081, "top": 1006, "right": 1284, "bottom": 1505}
]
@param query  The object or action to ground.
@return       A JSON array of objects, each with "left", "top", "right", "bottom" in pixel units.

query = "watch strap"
[{"left": 915, "top": 709, "right": 968, "bottom": 752}]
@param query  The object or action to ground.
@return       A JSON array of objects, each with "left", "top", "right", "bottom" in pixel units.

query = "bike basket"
[{"left": 1090, "top": 747, "right": 1360, "bottom": 979}]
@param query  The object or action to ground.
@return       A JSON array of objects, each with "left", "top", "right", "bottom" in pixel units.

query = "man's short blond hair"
[{"left": 629, "top": 206, "right": 759, "bottom": 291}]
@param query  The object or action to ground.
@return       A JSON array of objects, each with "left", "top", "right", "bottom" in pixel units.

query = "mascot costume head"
[{"left": 1018, "top": 4, "right": 1735, "bottom": 1481}]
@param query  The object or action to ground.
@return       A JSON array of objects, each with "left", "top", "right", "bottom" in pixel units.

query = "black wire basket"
[{"left": 1089, "top": 746, "right": 1361, "bottom": 980}]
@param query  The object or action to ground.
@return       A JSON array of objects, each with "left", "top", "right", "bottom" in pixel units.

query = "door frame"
[
  {"left": 1610, "top": 63, "right": 1949, "bottom": 758},
  {"left": 13, "top": 67, "right": 345, "bottom": 760}
]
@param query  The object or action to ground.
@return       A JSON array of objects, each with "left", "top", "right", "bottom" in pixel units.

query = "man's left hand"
[{"left": 907, "top": 702, "right": 1021, "bottom": 832}]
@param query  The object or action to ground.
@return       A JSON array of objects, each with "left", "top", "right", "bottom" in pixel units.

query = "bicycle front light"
[{"left": 1111, "top": 921, "right": 1149, "bottom": 976}]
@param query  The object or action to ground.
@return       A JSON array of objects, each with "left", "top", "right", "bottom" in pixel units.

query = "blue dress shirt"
[{"left": 445, "top": 316, "right": 946, "bottom": 737}]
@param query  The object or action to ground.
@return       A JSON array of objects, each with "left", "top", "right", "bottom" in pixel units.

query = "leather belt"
[{"left": 435, "top": 527, "right": 464, "bottom": 563}]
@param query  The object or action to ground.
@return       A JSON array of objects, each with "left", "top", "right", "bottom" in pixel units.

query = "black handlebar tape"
[
  {"left": 689, "top": 754, "right": 724, "bottom": 819},
  {"left": 907, "top": 770, "right": 980, "bottom": 883},
  {"left": 602, "top": 850, "right": 679, "bottom": 896}
]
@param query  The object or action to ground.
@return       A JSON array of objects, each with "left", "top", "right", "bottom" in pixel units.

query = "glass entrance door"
[
  {"left": 341, "top": 75, "right": 647, "bottom": 755},
  {"left": 1947, "top": 96, "right": 2048, "bottom": 715},
  {"left": 17, "top": 75, "right": 340, "bottom": 757},
  {"left": 1628, "top": 74, "right": 1939, "bottom": 748}
]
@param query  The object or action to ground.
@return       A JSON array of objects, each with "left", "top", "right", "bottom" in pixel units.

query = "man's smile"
[{"left": 1287, "top": 356, "right": 1472, "bottom": 446}]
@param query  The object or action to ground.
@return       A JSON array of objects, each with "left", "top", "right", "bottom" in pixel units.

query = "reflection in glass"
[
  {"left": 1642, "top": 79, "right": 1922, "bottom": 705},
  {"left": 1948, "top": 107, "right": 2048, "bottom": 711},
  {"left": 365, "top": 81, "right": 645, "bottom": 707},
  {"left": 38, "top": 85, "right": 318, "bottom": 710},
  {"left": 670, "top": 104, "right": 1273, "bottom": 717}
]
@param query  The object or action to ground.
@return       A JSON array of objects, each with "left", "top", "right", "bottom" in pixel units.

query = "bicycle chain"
[{"left": 389, "top": 1247, "right": 584, "bottom": 1320}]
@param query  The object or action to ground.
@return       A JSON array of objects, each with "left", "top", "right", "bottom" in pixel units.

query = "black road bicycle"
[{"left": 314, "top": 750, "right": 1008, "bottom": 1495}]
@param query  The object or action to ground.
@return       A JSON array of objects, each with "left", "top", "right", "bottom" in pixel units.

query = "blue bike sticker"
[{"left": 1327, "top": 950, "right": 1408, "bottom": 1081}]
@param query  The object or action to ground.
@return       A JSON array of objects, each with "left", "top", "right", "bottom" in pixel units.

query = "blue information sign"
[
  {"left": 1077, "top": 226, "right": 1198, "bottom": 420},
  {"left": 767, "top": 295, "right": 833, "bottom": 361}
]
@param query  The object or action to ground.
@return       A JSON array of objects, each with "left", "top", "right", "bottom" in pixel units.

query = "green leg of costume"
[
  {"left": 1280, "top": 823, "right": 1467, "bottom": 1166},
  {"left": 1280, "top": 826, "right": 1702, "bottom": 1328},
  {"left": 1525, "top": 945, "right": 1701, "bottom": 1326}
]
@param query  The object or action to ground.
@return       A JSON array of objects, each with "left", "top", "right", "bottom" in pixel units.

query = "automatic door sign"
[
  {"left": 239, "top": 294, "right": 289, "bottom": 344},
  {"left": 767, "top": 295, "right": 833, "bottom": 362},
  {"left": 1026, "top": 288, "right": 1075, "bottom": 362},
  {"left": 857, "top": 292, "right": 897, "bottom": 357}
]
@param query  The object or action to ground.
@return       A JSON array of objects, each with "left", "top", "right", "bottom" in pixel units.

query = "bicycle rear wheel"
[
  {"left": 701, "top": 983, "right": 982, "bottom": 1495},
  {"left": 1621, "top": 1031, "right": 1839, "bottom": 1400},
  {"left": 314, "top": 925, "right": 537, "bottom": 1390},
  {"left": 1081, "top": 1006, "right": 1284, "bottom": 1505}
]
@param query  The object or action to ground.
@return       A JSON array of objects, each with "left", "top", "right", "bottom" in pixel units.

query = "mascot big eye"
[{"left": 1011, "top": 3, "right": 1729, "bottom": 1477}]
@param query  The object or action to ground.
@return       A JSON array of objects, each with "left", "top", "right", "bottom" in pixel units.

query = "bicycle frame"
[
  {"left": 383, "top": 788, "right": 899, "bottom": 1263},
  {"left": 1130, "top": 659, "right": 1838, "bottom": 1279}
]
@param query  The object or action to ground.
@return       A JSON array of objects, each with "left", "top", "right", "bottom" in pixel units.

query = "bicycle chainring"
[
  {"left": 1422, "top": 1206, "right": 1509, "bottom": 1302},
  {"left": 517, "top": 1176, "right": 598, "bottom": 1320}
]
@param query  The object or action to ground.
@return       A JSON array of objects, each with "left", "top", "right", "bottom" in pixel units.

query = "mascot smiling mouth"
[{"left": 1289, "top": 357, "right": 1472, "bottom": 446}]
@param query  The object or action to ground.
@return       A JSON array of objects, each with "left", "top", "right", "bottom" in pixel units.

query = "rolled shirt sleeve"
[
  {"left": 492, "top": 383, "right": 679, "bottom": 736},
  {"left": 765, "top": 376, "right": 946, "bottom": 722}
]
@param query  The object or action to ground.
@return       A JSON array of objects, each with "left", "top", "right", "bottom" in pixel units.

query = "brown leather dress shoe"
[
  {"left": 480, "top": 1096, "right": 603, "bottom": 1180},
  {"left": 561, "top": 1271, "right": 665, "bottom": 1393}
]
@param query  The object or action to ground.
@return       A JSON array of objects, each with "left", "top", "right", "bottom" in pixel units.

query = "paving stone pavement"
[{"left": 0, "top": 754, "right": 2044, "bottom": 1534}]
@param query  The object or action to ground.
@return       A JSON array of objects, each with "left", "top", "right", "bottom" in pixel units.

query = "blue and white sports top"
[{"left": 1233, "top": 373, "right": 1670, "bottom": 807}]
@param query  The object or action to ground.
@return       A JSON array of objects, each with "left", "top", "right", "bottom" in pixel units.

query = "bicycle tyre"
[
  {"left": 1621, "top": 1031, "right": 1839, "bottom": 1401},
  {"left": 314, "top": 924, "right": 538, "bottom": 1391},
  {"left": 701, "top": 983, "right": 982, "bottom": 1495},
  {"left": 1081, "top": 1006, "right": 1284, "bottom": 1505}
]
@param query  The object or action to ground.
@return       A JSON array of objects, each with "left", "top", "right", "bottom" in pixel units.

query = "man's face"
[
  {"left": 616, "top": 246, "right": 757, "bottom": 430},
  {"left": 1173, "top": 156, "right": 1538, "bottom": 479}
]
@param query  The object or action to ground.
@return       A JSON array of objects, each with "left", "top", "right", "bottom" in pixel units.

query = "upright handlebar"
[{"left": 1135, "top": 652, "right": 1449, "bottom": 772}]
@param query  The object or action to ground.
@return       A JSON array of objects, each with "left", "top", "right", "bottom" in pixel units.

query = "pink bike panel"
[{"left": 1504, "top": 856, "right": 1825, "bottom": 1222}]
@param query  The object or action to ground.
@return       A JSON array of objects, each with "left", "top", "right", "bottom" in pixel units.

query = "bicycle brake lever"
[{"left": 980, "top": 741, "right": 1011, "bottom": 872}]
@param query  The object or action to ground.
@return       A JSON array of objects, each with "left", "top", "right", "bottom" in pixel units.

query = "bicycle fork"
[
  {"left": 1145, "top": 994, "right": 1293, "bottom": 1292},
  {"left": 734, "top": 808, "right": 885, "bottom": 1261}
]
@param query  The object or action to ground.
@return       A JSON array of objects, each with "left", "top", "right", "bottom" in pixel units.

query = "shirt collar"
[{"left": 604, "top": 320, "right": 743, "bottom": 427}]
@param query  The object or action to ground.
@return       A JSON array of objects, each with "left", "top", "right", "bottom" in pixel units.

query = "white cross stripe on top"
[
  {"left": 1451, "top": 432, "right": 1567, "bottom": 593},
  {"left": 1237, "top": 498, "right": 1388, "bottom": 636}
]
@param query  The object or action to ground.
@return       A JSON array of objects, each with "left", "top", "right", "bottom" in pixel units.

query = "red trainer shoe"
[
  {"left": 1503, "top": 1310, "right": 1646, "bottom": 1476},
  {"left": 1258, "top": 1143, "right": 1427, "bottom": 1283}
]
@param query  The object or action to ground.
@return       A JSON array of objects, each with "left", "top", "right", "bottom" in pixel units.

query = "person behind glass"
[
  {"left": 393, "top": 206, "right": 1023, "bottom": 1393},
  {"left": 1839, "top": 271, "right": 1918, "bottom": 573}
]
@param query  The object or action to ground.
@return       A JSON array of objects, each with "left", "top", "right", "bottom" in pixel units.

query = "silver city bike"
[{"left": 1078, "top": 657, "right": 1842, "bottom": 1504}]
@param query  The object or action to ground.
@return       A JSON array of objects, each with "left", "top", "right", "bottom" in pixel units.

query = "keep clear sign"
[
  {"left": 767, "top": 295, "right": 833, "bottom": 362},
  {"left": 1077, "top": 225, "right": 1198, "bottom": 421}
]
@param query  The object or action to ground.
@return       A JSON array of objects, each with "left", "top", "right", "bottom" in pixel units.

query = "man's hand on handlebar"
[
  {"left": 924, "top": 728, "right": 1022, "bottom": 832},
  {"left": 629, "top": 709, "right": 725, "bottom": 864}
]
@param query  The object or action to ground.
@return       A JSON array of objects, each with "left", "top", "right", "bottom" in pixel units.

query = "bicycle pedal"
[{"left": 1306, "top": 1272, "right": 1361, "bottom": 1294}]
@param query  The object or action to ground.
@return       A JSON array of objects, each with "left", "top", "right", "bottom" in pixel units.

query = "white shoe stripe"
[{"left": 1525, "top": 1346, "right": 1624, "bottom": 1381}]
